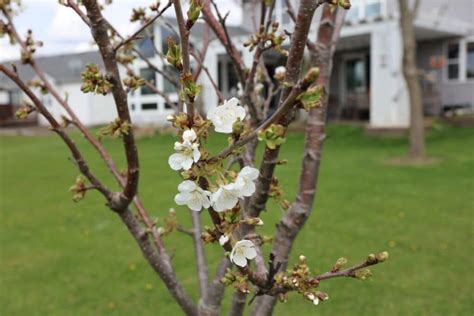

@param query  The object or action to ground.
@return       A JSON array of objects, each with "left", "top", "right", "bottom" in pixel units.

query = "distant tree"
[
  {"left": 0, "top": 0, "right": 388, "bottom": 315},
  {"left": 398, "top": 0, "right": 426, "bottom": 160}
]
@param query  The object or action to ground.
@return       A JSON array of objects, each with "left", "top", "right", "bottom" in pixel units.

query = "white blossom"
[
  {"left": 210, "top": 183, "right": 240, "bottom": 212},
  {"left": 275, "top": 66, "right": 286, "bottom": 77},
  {"left": 207, "top": 98, "right": 246, "bottom": 134},
  {"left": 230, "top": 239, "right": 257, "bottom": 267},
  {"left": 254, "top": 83, "right": 264, "bottom": 94},
  {"left": 182, "top": 128, "right": 197, "bottom": 143},
  {"left": 168, "top": 129, "right": 200, "bottom": 171},
  {"left": 234, "top": 166, "right": 259, "bottom": 197},
  {"left": 237, "top": 82, "right": 244, "bottom": 96},
  {"left": 174, "top": 180, "right": 211, "bottom": 211},
  {"left": 313, "top": 298, "right": 320, "bottom": 306},
  {"left": 219, "top": 234, "right": 229, "bottom": 246}
]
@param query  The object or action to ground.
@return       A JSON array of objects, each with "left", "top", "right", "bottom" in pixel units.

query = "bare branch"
[
  {"left": 190, "top": 210, "right": 209, "bottom": 301},
  {"left": 82, "top": 0, "right": 140, "bottom": 209},
  {"left": 115, "top": 1, "right": 172, "bottom": 51}
]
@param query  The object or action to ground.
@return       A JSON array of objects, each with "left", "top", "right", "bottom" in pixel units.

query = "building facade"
[{"left": 1, "top": 0, "right": 473, "bottom": 128}]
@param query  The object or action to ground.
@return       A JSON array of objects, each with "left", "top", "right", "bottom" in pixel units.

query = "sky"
[{"left": 0, "top": 0, "right": 242, "bottom": 62}]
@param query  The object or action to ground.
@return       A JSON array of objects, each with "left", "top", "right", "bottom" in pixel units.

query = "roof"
[
  {"left": 0, "top": 18, "right": 249, "bottom": 91},
  {"left": 0, "top": 51, "right": 103, "bottom": 90}
]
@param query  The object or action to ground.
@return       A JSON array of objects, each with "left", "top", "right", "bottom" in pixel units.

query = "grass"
[{"left": 0, "top": 123, "right": 473, "bottom": 315}]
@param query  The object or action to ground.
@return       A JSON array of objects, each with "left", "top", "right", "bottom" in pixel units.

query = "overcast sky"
[{"left": 0, "top": 0, "right": 242, "bottom": 62}]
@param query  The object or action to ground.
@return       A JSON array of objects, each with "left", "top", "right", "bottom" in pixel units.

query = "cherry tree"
[{"left": 0, "top": 0, "right": 388, "bottom": 315}]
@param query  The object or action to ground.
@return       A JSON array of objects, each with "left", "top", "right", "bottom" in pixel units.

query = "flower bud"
[
  {"left": 166, "top": 114, "right": 176, "bottom": 122},
  {"left": 244, "top": 217, "right": 264, "bottom": 226},
  {"left": 338, "top": 0, "right": 351, "bottom": 9},
  {"left": 232, "top": 118, "right": 244, "bottom": 135},
  {"left": 149, "top": 1, "right": 160, "bottom": 11},
  {"left": 367, "top": 253, "right": 377, "bottom": 264},
  {"left": 332, "top": 257, "right": 347, "bottom": 272},
  {"left": 375, "top": 251, "right": 389, "bottom": 262},
  {"left": 180, "top": 170, "right": 195, "bottom": 180},
  {"left": 315, "top": 291, "right": 329, "bottom": 301},
  {"left": 303, "top": 67, "right": 320, "bottom": 84}
]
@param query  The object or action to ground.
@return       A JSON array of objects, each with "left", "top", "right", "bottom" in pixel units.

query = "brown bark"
[
  {"left": 82, "top": 0, "right": 140, "bottom": 208},
  {"left": 119, "top": 209, "right": 198, "bottom": 316},
  {"left": 398, "top": 0, "right": 426, "bottom": 159},
  {"left": 251, "top": 5, "right": 345, "bottom": 315},
  {"left": 246, "top": 0, "right": 327, "bottom": 223}
]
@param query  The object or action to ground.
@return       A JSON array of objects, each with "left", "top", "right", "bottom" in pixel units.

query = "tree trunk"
[
  {"left": 399, "top": 0, "right": 426, "bottom": 160},
  {"left": 250, "top": 5, "right": 345, "bottom": 315}
]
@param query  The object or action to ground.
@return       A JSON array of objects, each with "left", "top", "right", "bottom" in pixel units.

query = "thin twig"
[{"left": 115, "top": 1, "right": 172, "bottom": 51}]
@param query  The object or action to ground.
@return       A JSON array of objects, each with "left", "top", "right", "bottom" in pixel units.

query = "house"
[
  {"left": 241, "top": 0, "right": 474, "bottom": 128},
  {"left": 1, "top": 0, "right": 473, "bottom": 128},
  {"left": 0, "top": 51, "right": 117, "bottom": 126}
]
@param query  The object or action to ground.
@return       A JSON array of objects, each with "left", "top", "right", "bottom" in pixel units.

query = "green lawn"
[{"left": 0, "top": 123, "right": 473, "bottom": 315}]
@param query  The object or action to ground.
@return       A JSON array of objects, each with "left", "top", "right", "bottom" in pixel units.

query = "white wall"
[
  {"left": 0, "top": 91, "right": 8, "bottom": 104},
  {"left": 38, "top": 82, "right": 116, "bottom": 126},
  {"left": 370, "top": 21, "right": 410, "bottom": 127},
  {"left": 89, "top": 93, "right": 117, "bottom": 125}
]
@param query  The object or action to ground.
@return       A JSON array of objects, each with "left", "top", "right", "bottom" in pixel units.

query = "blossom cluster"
[{"left": 168, "top": 98, "right": 260, "bottom": 267}]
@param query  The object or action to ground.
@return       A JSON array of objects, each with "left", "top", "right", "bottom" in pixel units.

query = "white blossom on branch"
[
  {"left": 210, "top": 183, "right": 240, "bottom": 212},
  {"left": 174, "top": 180, "right": 211, "bottom": 211},
  {"left": 207, "top": 97, "right": 246, "bottom": 133},
  {"left": 234, "top": 166, "right": 259, "bottom": 197},
  {"left": 230, "top": 239, "right": 257, "bottom": 267},
  {"left": 168, "top": 129, "right": 201, "bottom": 171}
]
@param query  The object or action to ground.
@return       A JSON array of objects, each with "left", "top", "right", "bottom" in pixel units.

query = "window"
[
  {"left": 140, "top": 68, "right": 156, "bottom": 95},
  {"left": 137, "top": 27, "right": 155, "bottom": 58},
  {"left": 130, "top": 103, "right": 135, "bottom": 111},
  {"left": 346, "top": 57, "right": 366, "bottom": 92},
  {"left": 446, "top": 42, "right": 460, "bottom": 80},
  {"left": 365, "top": 2, "right": 382, "bottom": 18},
  {"left": 141, "top": 103, "right": 157, "bottom": 110},
  {"left": 8, "top": 90, "right": 21, "bottom": 105},
  {"left": 218, "top": 55, "right": 239, "bottom": 98},
  {"left": 445, "top": 40, "right": 474, "bottom": 82},
  {"left": 165, "top": 102, "right": 178, "bottom": 110},
  {"left": 346, "top": 6, "right": 359, "bottom": 23},
  {"left": 466, "top": 42, "right": 474, "bottom": 79},
  {"left": 163, "top": 66, "right": 180, "bottom": 94},
  {"left": 345, "top": 0, "right": 384, "bottom": 23}
]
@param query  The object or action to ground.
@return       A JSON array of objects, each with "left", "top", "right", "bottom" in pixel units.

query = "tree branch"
[
  {"left": 82, "top": 0, "right": 140, "bottom": 209},
  {"left": 115, "top": 1, "right": 172, "bottom": 51},
  {"left": 190, "top": 210, "right": 209, "bottom": 301},
  {"left": 252, "top": 5, "right": 345, "bottom": 315}
]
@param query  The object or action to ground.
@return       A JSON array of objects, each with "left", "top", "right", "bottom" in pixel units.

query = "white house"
[
  {"left": 1, "top": 0, "right": 473, "bottom": 128},
  {"left": 0, "top": 51, "right": 117, "bottom": 126}
]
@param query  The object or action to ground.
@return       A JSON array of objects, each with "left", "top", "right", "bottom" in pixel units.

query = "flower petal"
[
  {"left": 169, "top": 153, "right": 186, "bottom": 170},
  {"left": 192, "top": 144, "right": 201, "bottom": 162},
  {"left": 239, "top": 166, "right": 259, "bottom": 180},
  {"left": 219, "top": 235, "right": 229, "bottom": 246},
  {"left": 182, "top": 129, "right": 197, "bottom": 142},
  {"left": 235, "top": 105, "right": 246, "bottom": 121},
  {"left": 187, "top": 195, "right": 203, "bottom": 211},
  {"left": 175, "top": 192, "right": 191, "bottom": 205},
  {"left": 181, "top": 157, "right": 194, "bottom": 170},
  {"left": 178, "top": 180, "right": 196, "bottom": 192},
  {"left": 226, "top": 97, "right": 239, "bottom": 107},
  {"left": 244, "top": 246, "right": 257, "bottom": 260},
  {"left": 231, "top": 253, "right": 247, "bottom": 267}
]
